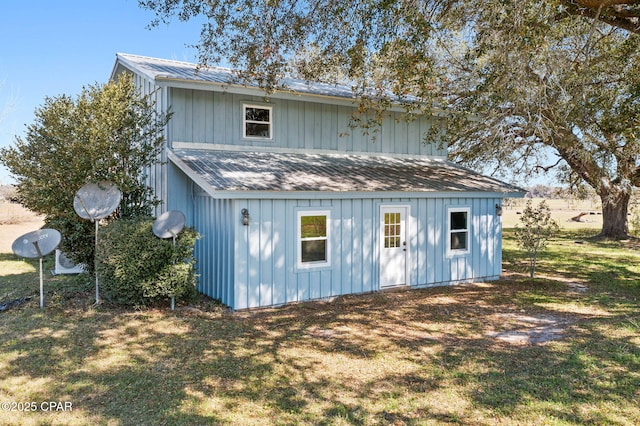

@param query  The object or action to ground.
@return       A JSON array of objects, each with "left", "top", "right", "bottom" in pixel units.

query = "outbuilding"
[{"left": 111, "top": 53, "right": 524, "bottom": 309}]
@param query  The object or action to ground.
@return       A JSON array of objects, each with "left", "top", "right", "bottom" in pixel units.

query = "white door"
[{"left": 380, "top": 206, "right": 408, "bottom": 288}]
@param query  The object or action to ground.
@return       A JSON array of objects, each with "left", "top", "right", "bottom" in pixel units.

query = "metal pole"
[
  {"left": 170, "top": 233, "right": 176, "bottom": 311},
  {"left": 39, "top": 257, "right": 44, "bottom": 309},
  {"left": 31, "top": 241, "right": 44, "bottom": 309},
  {"left": 95, "top": 220, "right": 100, "bottom": 304}
]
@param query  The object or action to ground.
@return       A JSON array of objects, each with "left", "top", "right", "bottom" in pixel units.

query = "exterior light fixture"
[
  {"left": 241, "top": 208, "right": 250, "bottom": 226},
  {"left": 495, "top": 204, "right": 503, "bottom": 216}
]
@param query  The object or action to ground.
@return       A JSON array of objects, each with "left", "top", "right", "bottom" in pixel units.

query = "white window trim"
[
  {"left": 447, "top": 207, "right": 471, "bottom": 256},
  {"left": 242, "top": 104, "right": 273, "bottom": 140},
  {"left": 296, "top": 209, "right": 331, "bottom": 270}
]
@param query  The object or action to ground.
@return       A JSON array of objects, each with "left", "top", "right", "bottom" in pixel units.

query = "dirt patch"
[
  {"left": 566, "top": 282, "right": 588, "bottom": 293},
  {"left": 0, "top": 203, "right": 45, "bottom": 254},
  {"left": 1, "top": 219, "right": 46, "bottom": 254},
  {"left": 487, "top": 313, "right": 571, "bottom": 345}
]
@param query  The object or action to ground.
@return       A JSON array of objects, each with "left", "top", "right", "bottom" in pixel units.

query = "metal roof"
[
  {"left": 169, "top": 148, "right": 524, "bottom": 197},
  {"left": 115, "top": 53, "right": 357, "bottom": 100}
]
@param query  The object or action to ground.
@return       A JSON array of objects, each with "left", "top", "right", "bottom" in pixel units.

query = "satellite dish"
[
  {"left": 152, "top": 210, "right": 186, "bottom": 312},
  {"left": 55, "top": 249, "right": 85, "bottom": 274},
  {"left": 153, "top": 210, "right": 186, "bottom": 239},
  {"left": 12, "top": 228, "right": 61, "bottom": 259},
  {"left": 73, "top": 181, "right": 121, "bottom": 305},
  {"left": 73, "top": 181, "right": 122, "bottom": 221},
  {"left": 58, "top": 251, "right": 76, "bottom": 268},
  {"left": 11, "top": 228, "right": 61, "bottom": 309}
]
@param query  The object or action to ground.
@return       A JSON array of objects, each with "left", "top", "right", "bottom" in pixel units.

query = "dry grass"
[
  {"left": 1, "top": 275, "right": 638, "bottom": 425},
  {"left": 502, "top": 198, "right": 603, "bottom": 230},
  {"left": 0, "top": 201, "right": 42, "bottom": 225},
  {"left": 0, "top": 203, "right": 638, "bottom": 425}
]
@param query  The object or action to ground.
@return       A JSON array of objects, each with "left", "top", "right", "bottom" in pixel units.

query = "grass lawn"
[{"left": 0, "top": 208, "right": 639, "bottom": 424}]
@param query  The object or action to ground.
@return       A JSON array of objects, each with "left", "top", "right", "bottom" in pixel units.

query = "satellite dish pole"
[
  {"left": 73, "top": 182, "right": 122, "bottom": 305},
  {"left": 152, "top": 210, "right": 186, "bottom": 311},
  {"left": 12, "top": 229, "right": 62, "bottom": 308}
]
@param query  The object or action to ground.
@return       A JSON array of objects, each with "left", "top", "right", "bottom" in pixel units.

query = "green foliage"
[
  {"left": 96, "top": 217, "right": 198, "bottom": 306},
  {"left": 438, "top": 2, "right": 640, "bottom": 238},
  {"left": 515, "top": 200, "right": 560, "bottom": 278},
  {"left": 0, "top": 75, "right": 171, "bottom": 269}
]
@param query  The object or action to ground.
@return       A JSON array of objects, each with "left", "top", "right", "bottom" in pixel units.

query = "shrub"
[
  {"left": 96, "top": 216, "right": 198, "bottom": 306},
  {"left": 514, "top": 199, "right": 559, "bottom": 278}
]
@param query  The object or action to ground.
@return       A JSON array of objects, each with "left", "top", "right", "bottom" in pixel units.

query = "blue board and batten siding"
[
  {"left": 116, "top": 66, "right": 171, "bottom": 217},
  {"left": 193, "top": 194, "right": 235, "bottom": 307},
  {"left": 219, "top": 195, "right": 502, "bottom": 310},
  {"left": 169, "top": 88, "right": 445, "bottom": 157}
]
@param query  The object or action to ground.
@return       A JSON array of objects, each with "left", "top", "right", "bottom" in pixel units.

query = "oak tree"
[{"left": 560, "top": 1, "right": 640, "bottom": 34}]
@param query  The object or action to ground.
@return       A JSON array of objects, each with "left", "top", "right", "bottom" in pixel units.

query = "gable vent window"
[{"left": 243, "top": 104, "right": 272, "bottom": 139}]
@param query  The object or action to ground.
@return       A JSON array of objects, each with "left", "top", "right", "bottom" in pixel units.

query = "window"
[
  {"left": 448, "top": 207, "right": 470, "bottom": 254},
  {"left": 384, "top": 212, "right": 402, "bottom": 248},
  {"left": 297, "top": 210, "right": 330, "bottom": 268},
  {"left": 243, "top": 104, "right": 272, "bottom": 139}
]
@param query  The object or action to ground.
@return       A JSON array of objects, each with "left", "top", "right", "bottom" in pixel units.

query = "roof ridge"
[
  {"left": 112, "top": 53, "right": 443, "bottom": 110},
  {"left": 116, "top": 52, "right": 234, "bottom": 73}
]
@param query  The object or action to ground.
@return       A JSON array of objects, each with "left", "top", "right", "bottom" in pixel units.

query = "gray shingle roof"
[
  {"left": 116, "top": 53, "right": 356, "bottom": 99},
  {"left": 169, "top": 148, "right": 524, "bottom": 196}
]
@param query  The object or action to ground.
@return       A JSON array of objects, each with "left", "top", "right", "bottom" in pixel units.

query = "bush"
[
  {"left": 514, "top": 199, "right": 559, "bottom": 278},
  {"left": 96, "top": 216, "right": 198, "bottom": 306}
]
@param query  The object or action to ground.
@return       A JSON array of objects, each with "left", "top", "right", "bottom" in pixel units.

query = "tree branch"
[
  {"left": 561, "top": 0, "right": 640, "bottom": 34},
  {"left": 631, "top": 165, "right": 640, "bottom": 186},
  {"left": 534, "top": 157, "right": 565, "bottom": 173},
  {"left": 551, "top": 127, "right": 606, "bottom": 188}
]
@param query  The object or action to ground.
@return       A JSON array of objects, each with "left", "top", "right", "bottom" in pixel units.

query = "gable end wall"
[{"left": 169, "top": 88, "right": 446, "bottom": 157}]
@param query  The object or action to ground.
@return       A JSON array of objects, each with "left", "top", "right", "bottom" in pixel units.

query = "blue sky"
[
  {"left": 0, "top": 1, "right": 551, "bottom": 187},
  {"left": 0, "top": 0, "right": 204, "bottom": 183}
]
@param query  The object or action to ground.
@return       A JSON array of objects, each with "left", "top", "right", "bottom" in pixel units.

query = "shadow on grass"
[
  {"left": 1, "top": 232, "right": 639, "bottom": 424},
  {"left": 0, "top": 253, "right": 41, "bottom": 303},
  {"left": 502, "top": 228, "right": 640, "bottom": 296},
  {"left": 0, "top": 252, "right": 94, "bottom": 310}
]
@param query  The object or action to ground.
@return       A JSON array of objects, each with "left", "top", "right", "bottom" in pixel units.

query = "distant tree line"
[{"left": 525, "top": 185, "right": 596, "bottom": 200}]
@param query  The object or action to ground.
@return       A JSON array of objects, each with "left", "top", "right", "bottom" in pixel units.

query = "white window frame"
[
  {"left": 242, "top": 104, "right": 273, "bottom": 140},
  {"left": 447, "top": 207, "right": 471, "bottom": 256},
  {"left": 296, "top": 209, "right": 331, "bottom": 269}
]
